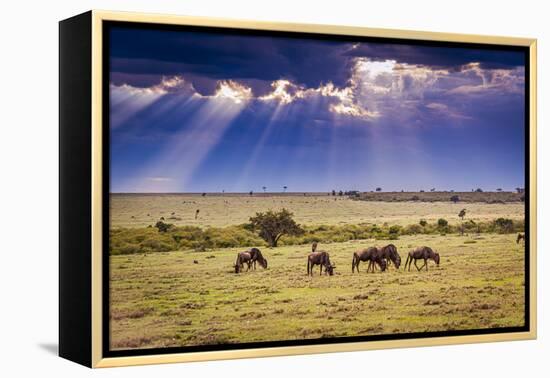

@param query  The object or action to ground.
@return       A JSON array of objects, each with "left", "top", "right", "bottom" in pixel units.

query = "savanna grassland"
[
  {"left": 109, "top": 193, "right": 526, "bottom": 350},
  {"left": 110, "top": 193, "right": 524, "bottom": 228}
]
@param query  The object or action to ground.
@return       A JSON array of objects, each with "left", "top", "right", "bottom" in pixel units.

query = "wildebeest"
[
  {"left": 307, "top": 251, "right": 335, "bottom": 276},
  {"left": 248, "top": 247, "right": 268, "bottom": 270},
  {"left": 404, "top": 246, "right": 440, "bottom": 271},
  {"left": 234, "top": 248, "right": 268, "bottom": 273},
  {"left": 517, "top": 233, "right": 525, "bottom": 244},
  {"left": 351, "top": 247, "right": 387, "bottom": 273},
  {"left": 376, "top": 244, "right": 401, "bottom": 269}
]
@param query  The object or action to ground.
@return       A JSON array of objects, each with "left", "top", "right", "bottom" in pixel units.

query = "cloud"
[
  {"left": 446, "top": 63, "right": 525, "bottom": 95},
  {"left": 344, "top": 43, "right": 525, "bottom": 70},
  {"left": 109, "top": 26, "right": 353, "bottom": 90},
  {"left": 425, "top": 102, "right": 471, "bottom": 120},
  {"left": 147, "top": 176, "right": 173, "bottom": 182},
  {"left": 259, "top": 80, "right": 301, "bottom": 105},
  {"left": 110, "top": 54, "right": 524, "bottom": 126},
  {"left": 213, "top": 80, "right": 253, "bottom": 104}
]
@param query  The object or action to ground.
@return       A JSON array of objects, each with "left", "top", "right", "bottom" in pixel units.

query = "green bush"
[
  {"left": 404, "top": 224, "right": 423, "bottom": 235},
  {"left": 494, "top": 218, "right": 514, "bottom": 233},
  {"left": 109, "top": 217, "right": 526, "bottom": 255}
]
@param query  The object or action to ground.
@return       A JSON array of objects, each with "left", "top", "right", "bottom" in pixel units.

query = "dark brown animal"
[
  {"left": 248, "top": 247, "right": 268, "bottom": 270},
  {"left": 307, "top": 251, "right": 335, "bottom": 276},
  {"left": 234, "top": 251, "right": 252, "bottom": 273},
  {"left": 312, "top": 242, "right": 318, "bottom": 252},
  {"left": 234, "top": 248, "right": 268, "bottom": 273},
  {"left": 404, "top": 246, "right": 440, "bottom": 271},
  {"left": 517, "top": 233, "right": 525, "bottom": 244},
  {"left": 376, "top": 244, "right": 401, "bottom": 269},
  {"left": 352, "top": 247, "right": 387, "bottom": 273}
]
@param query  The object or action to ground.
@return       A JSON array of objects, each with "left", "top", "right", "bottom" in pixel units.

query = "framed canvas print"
[{"left": 59, "top": 10, "right": 537, "bottom": 368}]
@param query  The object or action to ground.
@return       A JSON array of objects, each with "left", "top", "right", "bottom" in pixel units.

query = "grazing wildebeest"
[
  {"left": 248, "top": 247, "right": 268, "bottom": 270},
  {"left": 234, "top": 248, "right": 268, "bottom": 273},
  {"left": 234, "top": 251, "right": 252, "bottom": 273},
  {"left": 307, "top": 251, "right": 335, "bottom": 276},
  {"left": 376, "top": 244, "right": 401, "bottom": 269},
  {"left": 517, "top": 233, "right": 525, "bottom": 244},
  {"left": 404, "top": 246, "right": 440, "bottom": 271},
  {"left": 351, "top": 247, "right": 387, "bottom": 273},
  {"left": 312, "top": 241, "right": 318, "bottom": 252}
]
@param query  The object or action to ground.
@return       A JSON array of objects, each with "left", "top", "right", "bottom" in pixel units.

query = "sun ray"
[{"left": 125, "top": 96, "right": 249, "bottom": 192}]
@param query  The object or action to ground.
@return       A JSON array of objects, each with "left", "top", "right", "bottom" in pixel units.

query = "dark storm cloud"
[
  {"left": 109, "top": 26, "right": 354, "bottom": 93},
  {"left": 344, "top": 43, "right": 525, "bottom": 70}
]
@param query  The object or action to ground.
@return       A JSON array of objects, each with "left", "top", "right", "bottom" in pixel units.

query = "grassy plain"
[
  {"left": 110, "top": 193, "right": 524, "bottom": 228},
  {"left": 110, "top": 233, "right": 525, "bottom": 350},
  {"left": 109, "top": 193, "right": 525, "bottom": 350}
]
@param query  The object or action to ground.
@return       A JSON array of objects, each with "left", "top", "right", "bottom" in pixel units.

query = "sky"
[{"left": 109, "top": 26, "right": 526, "bottom": 193}]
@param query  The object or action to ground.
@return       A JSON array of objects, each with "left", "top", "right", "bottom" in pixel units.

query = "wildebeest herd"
[{"left": 235, "top": 241, "right": 441, "bottom": 275}]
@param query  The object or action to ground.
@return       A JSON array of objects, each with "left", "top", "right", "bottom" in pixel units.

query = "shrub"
[
  {"left": 494, "top": 218, "right": 514, "bottom": 233},
  {"left": 389, "top": 225, "right": 401, "bottom": 235},
  {"left": 437, "top": 218, "right": 448, "bottom": 228},
  {"left": 155, "top": 220, "right": 173, "bottom": 233},
  {"left": 419, "top": 219, "right": 428, "bottom": 227},
  {"left": 405, "top": 224, "right": 423, "bottom": 235}
]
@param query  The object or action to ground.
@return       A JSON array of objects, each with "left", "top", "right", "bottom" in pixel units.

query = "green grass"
[{"left": 109, "top": 233, "right": 525, "bottom": 350}]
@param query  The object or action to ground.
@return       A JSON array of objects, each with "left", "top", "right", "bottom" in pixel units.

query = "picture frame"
[{"left": 59, "top": 10, "right": 537, "bottom": 368}]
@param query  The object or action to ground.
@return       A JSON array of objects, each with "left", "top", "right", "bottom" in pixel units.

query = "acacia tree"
[{"left": 249, "top": 208, "right": 304, "bottom": 247}]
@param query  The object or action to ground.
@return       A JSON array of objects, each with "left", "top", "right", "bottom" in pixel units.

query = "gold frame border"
[{"left": 90, "top": 9, "right": 537, "bottom": 368}]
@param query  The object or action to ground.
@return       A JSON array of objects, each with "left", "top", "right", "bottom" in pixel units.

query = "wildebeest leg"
[
  {"left": 307, "top": 260, "right": 311, "bottom": 276},
  {"left": 320, "top": 264, "right": 323, "bottom": 276},
  {"left": 424, "top": 258, "right": 428, "bottom": 271},
  {"left": 414, "top": 259, "right": 421, "bottom": 271},
  {"left": 356, "top": 260, "right": 360, "bottom": 273}
]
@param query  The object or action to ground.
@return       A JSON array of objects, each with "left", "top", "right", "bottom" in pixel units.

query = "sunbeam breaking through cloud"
[{"left": 109, "top": 26, "right": 526, "bottom": 193}]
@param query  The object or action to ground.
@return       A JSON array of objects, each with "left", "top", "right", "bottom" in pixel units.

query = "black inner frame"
[{"left": 102, "top": 20, "right": 531, "bottom": 358}]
